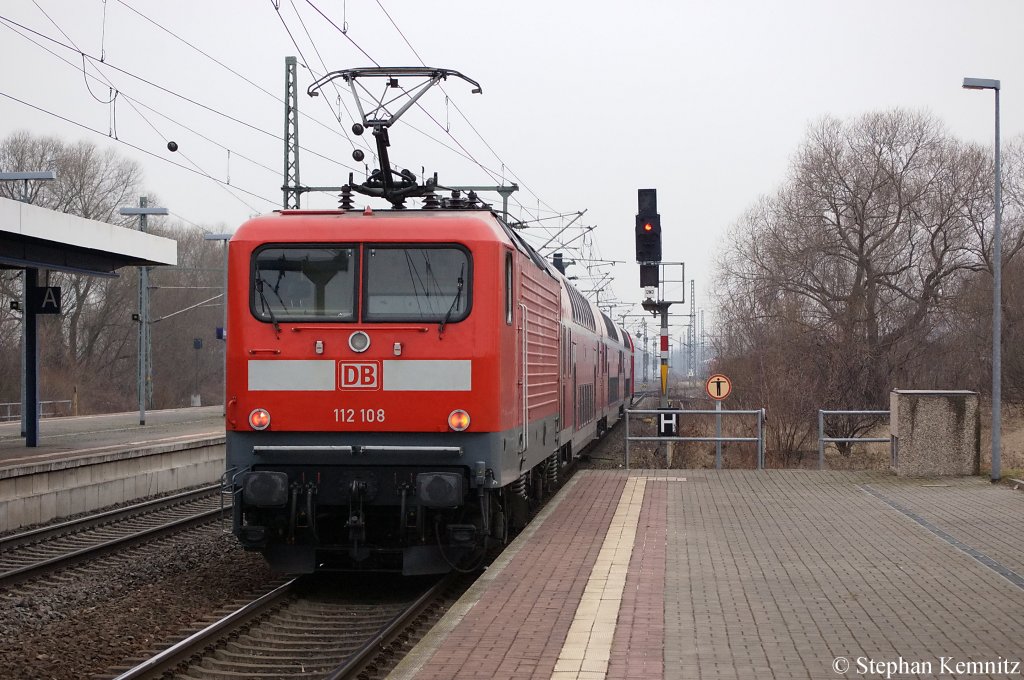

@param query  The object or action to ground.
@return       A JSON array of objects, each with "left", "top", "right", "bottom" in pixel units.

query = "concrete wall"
[
  {"left": 0, "top": 436, "right": 225, "bottom": 532},
  {"left": 890, "top": 390, "right": 979, "bottom": 477}
]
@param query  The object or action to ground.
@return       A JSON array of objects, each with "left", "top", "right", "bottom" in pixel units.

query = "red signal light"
[{"left": 644, "top": 223, "right": 653, "bottom": 232}]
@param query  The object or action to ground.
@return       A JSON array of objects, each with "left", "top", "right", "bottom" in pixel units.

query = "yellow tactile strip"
[{"left": 551, "top": 476, "right": 647, "bottom": 680}]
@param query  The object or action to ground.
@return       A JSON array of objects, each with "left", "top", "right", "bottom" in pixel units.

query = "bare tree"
[
  {"left": 148, "top": 226, "right": 225, "bottom": 408},
  {"left": 0, "top": 132, "right": 143, "bottom": 412},
  {"left": 716, "top": 110, "right": 1005, "bottom": 458},
  {"left": 0, "top": 131, "right": 231, "bottom": 414}
]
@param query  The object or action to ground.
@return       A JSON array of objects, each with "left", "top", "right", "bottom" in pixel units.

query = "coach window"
[
  {"left": 505, "top": 252, "right": 513, "bottom": 325},
  {"left": 364, "top": 246, "right": 471, "bottom": 322},
  {"left": 252, "top": 246, "right": 357, "bottom": 321}
]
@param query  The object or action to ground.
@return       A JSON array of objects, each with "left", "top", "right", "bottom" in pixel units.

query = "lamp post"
[
  {"left": 119, "top": 198, "right": 168, "bottom": 425},
  {"left": 203, "top": 232, "right": 231, "bottom": 414},
  {"left": 962, "top": 76, "right": 1002, "bottom": 483}
]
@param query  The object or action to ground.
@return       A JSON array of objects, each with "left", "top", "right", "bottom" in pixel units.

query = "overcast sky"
[{"left": 2, "top": 0, "right": 1023, "bottom": 338}]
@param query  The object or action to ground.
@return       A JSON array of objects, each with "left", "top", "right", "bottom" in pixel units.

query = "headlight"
[
  {"left": 447, "top": 409, "right": 470, "bottom": 431},
  {"left": 348, "top": 330, "right": 370, "bottom": 353},
  {"left": 249, "top": 408, "right": 271, "bottom": 430}
]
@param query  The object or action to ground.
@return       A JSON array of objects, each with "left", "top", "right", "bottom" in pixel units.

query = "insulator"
[
  {"left": 338, "top": 185, "right": 355, "bottom": 211},
  {"left": 421, "top": 190, "right": 440, "bottom": 210}
]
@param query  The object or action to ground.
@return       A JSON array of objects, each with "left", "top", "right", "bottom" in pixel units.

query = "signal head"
[
  {"left": 635, "top": 188, "right": 662, "bottom": 263},
  {"left": 635, "top": 214, "right": 662, "bottom": 262}
]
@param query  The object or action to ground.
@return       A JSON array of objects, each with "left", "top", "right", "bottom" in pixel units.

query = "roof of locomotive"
[{"left": 231, "top": 208, "right": 512, "bottom": 245}]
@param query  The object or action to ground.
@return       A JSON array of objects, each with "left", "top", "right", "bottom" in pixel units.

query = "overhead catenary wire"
[
  {"left": 113, "top": 0, "right": 368, "bottom": 155},
  {"left": 32, "top": 1, "right": 112, "bottom": 105},
  {"left": 0, "top": 13, "right": 359, "bottom": 175},
  {"left": 0, "top": 90, "right": 278, "bottom": 208},
  {"left": 283, "top": 0, "right": 372, "bottom": 159},
  {"left": 3, "top": 21, "right": 281, "bottom": 180},
  {"left": 302, "top": 1, "right": 547, "bottom": 223},
  {"left": 273, "top": 3, "right": 522, "bottom": 195},
  {"left": 11, "top": 2, "right": 584, "bottom": 251},
  {"left": 29, "top": 1, "right": 264, "bottom": 214},
  {"left": 0, "top": 8, "right": 359, "bottom": 217},
  {"left": 272, "top": 0, "right": 375, "bottom": 166},
  {"left": 276, "top": 4, "right": 561, "bottom": 226},
  {"left": 7, "top": 5, "right": 500, "bottom": 215},
  {"left": 303, "top": 0, "right": 378, "bottom": 66},
  {"left": 371, "top": 0, "right": 561, "bottom": 221},
  {"left": 363, "top": 2, "right": 594, "bottom": 260}
]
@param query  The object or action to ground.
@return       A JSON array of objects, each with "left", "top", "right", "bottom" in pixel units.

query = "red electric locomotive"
[{"left": 223, "top": 68, "right": 634, "bottom": 574}]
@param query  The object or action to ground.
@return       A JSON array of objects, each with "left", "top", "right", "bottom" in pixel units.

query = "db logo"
[{"left": 339, "top": 362, "right": 379, "bottom": 389}]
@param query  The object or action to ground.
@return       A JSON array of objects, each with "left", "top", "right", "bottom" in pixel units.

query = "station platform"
[
  {"left": 0, "top": 406, "right": 223, "bottom": 465},
  {"left": 390, "top": 470, "right": 1024, "bottom": 680},
  {"left": 0, "top": 407, "right": 225, "bottom": 532}
]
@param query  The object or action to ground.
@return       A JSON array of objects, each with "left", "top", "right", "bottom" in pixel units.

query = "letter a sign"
[
  {"left": 705, "top": 373, "right": 732, "bottom": 401},
  {"left": 30, "top": 286, "right": 62, "bottom": 314}
]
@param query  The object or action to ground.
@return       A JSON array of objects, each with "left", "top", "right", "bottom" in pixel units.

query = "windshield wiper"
[
  {"left": 438, "top": 264, "right": 465, "bottom": 337},
  {"left": 254, "top": 273, "right": 281, "bottom": 335}
]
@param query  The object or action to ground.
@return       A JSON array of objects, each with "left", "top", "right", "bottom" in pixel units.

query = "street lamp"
[
  {"left": 119, "top": 198, "right": 169, "bottom": 426},
  {"left": 203, "top": 232, "right": 232, "bottom": 414},
  {"left": 962, "top": 76, "right": 1001, "bottom": 482}
]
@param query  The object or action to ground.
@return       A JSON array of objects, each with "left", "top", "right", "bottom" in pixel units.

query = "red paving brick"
[
  {"left": 607, "top": 477, "right": 665, "bottom": 680},
  {"left": 395, "top": 470, "right": 1024, "bottom": 680},
  {"left": 411, "top": 472, "right": 628, "bottom": 680}
]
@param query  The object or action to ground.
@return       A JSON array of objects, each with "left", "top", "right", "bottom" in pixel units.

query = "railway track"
[
  {"left": 0, "top": 485, "right": 226, "bottom": 587},
  {"left": 107, "top": 574, "right": 457, "bottom": 680}
]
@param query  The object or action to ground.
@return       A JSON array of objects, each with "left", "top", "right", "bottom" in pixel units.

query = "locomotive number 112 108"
[{"left": 333, "top": 408, "right": 386, "bottom": 423}]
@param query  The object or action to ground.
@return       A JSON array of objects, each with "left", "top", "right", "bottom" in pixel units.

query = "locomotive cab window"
[
  {"left": 252, "top": 246, "right": 357, "bottom": 322},
  {"left": 364, "top": 246, "right": 471, "bottom": 323}
]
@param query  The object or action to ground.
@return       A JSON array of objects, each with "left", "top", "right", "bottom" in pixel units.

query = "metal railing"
[
  {"left": 625, "top": 408, "right": 765, "bottom": 470},
  {"left": 817, "top": 410, "right": 891, "bottom": 470},
  {"left": 0, "top": 400, "right": 73, "bottom": 422}
]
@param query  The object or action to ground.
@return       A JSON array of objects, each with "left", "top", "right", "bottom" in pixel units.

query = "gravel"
[
  {"left": 0, "top": 398, "right": 678, "bottom": 680},
  {"left": 0, "top": 526, "right": 275, "bottom": 680}
]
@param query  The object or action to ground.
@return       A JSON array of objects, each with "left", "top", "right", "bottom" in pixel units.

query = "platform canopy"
[
  {"left": 1, "top": 195, "right": 178, "bottom": 448},
  {"left": 0, "top": 196, "right": 177, "bottom": 274}
]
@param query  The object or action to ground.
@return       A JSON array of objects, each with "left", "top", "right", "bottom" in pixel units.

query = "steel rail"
[
  {"left": 0, "top": 484, "right": 220, "bottom": 550},
  {"left": 0, "top": 504, "right": 225, "bottom": 587},
  {"left": 322, "top": 574, "right": 455, "bottom": 680},
  {"left": 110, "top": 578, "right": 299, "bottom": 680}
]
